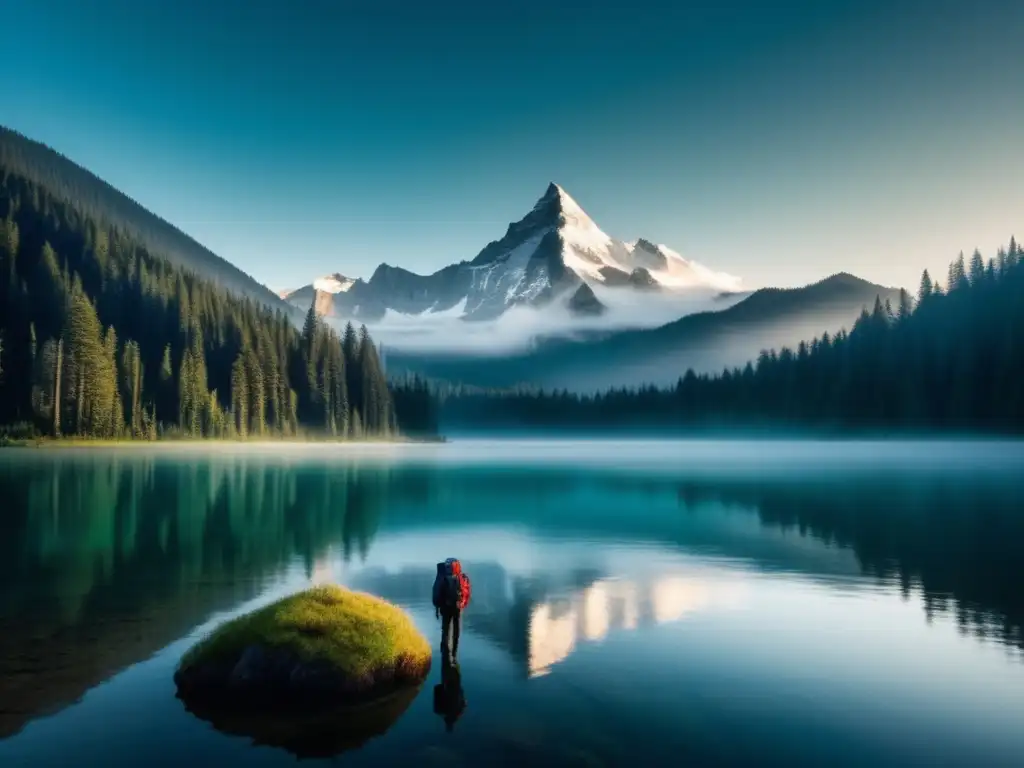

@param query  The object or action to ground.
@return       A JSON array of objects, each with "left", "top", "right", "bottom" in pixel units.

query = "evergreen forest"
[
  {"left": 440, "top": 240, "right": 1024, "bottom": 434},
  {"left": 0, "top": 162, "right": 400, "bottom": 441}
]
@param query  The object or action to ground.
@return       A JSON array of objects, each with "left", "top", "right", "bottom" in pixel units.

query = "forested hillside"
[
  {"left": 0, "top": 163, "right": 398, "bottom": 441},
  {"left": 441, "top": 241, "right": 1024, "bottom": 434},
  {"left": 0, "top": 127, "right": 286, "bottom": 309}
]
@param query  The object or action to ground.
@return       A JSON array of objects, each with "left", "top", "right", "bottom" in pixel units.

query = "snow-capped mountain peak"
[
  {"left": 525, "top": 185, "right": 740, "bottom": 293},
  {"left": 535, "top": 182, "right": 595, "bottom": 228},
  {"left": 281, "top": 183, "right": 743, "bottom": 341}
]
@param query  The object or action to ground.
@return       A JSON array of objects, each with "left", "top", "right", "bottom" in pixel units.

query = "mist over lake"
[{"left": 1, "top": 440, "right": 1022, "bottom": 767}]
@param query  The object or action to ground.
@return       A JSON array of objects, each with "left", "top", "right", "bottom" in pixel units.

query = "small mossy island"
[{"left": 175, "top": 585, "right": 431, "bottom": 723}]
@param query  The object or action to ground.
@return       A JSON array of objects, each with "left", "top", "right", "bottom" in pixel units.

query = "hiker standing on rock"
[{"left": 432, "top": 557, "right": 471, "bottom": 663}]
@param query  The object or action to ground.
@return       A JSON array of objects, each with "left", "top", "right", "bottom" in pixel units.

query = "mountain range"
[
  {"left": 280, "top": 183, "right": 742, "bottom": 325},
  {"left": 280, "top": 183, "right": 899, "bottom": 387},
  {"left": 2, "top": 126, "right": 904, "bottom": 392}
]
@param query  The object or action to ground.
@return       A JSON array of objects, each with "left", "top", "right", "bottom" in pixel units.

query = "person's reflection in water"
[{"left": 432, "top": 656, "right": 466, "bottom": 733}]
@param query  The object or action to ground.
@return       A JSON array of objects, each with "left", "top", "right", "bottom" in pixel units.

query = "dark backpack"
[{"left": 432, "top": 558, "right": 471, "bottom": 611}]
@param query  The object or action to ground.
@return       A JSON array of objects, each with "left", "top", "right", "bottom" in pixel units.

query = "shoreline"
[{"left": 0, "top": 435, "right": 448, "bottom": 450}]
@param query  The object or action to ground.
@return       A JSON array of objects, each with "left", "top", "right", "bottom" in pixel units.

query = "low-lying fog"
[{"left": 332, "top": 284, "right": 745, "bottom": 355}]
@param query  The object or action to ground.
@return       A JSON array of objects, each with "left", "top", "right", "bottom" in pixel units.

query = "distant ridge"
[
  {"left": 384, "top": 271, "right": 903, "bottom": 392},
  {"left": 0, "top": 126, "right": 287, "bottom": 311}
]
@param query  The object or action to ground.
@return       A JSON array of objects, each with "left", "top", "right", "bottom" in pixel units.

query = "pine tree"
[
  {"left": 177, "top": 324, "right": 208, "bottom": 436},
  {"left": 331, "top": 340, "right": 349, "bottom": 437},
  {"left": 205, "top": 389, "right": 225, "bottom": 438},
  {"left": 255, "top": 326, "right": 280, "bottom": 432},
  {"left": 30, "top": 337, "right": 62, "bottom": 436},
  {"left": 358, "top": 325, "right": 391, "bottom": 434},
  {"left": 52, "top": 338, "right": 63, "bottom": 437},
  {"left": 948, "top": 252, "right": 967, "bottom": 292},
  {"left": 190, "top": 326, "right": 208, "bottom": 435},
  {"left": 231, "top": 351, "right": 249, "bottom": 439},
  {"left": 968, "top": 249, "right": 986, "bottom": 285},
  {"left": 342, "top": 322, "right": 361, "bottom": 419},
  {"left": 342, "top": 322, "right": 358, "bottom": 362},
  {"left": 288, "top": 389, "right": 299, "bottom": 435},
  {"left": 997, "top": 247, "right": 1009, "bottom": 277},
  {"left": 121, "top": 340, "right": 143, "bottom": 436},
  {"left": 246, "top": 346, "right": 266, "bottom": 436},
  {"left": 178, "top": 344, "right": 193, "bottom": 433},
  {"left": 300, "top": 299, "right": 322, "bottom": 423},
  {"left": 918, "top": 270, "right": 933, "bottom": 304},
  {"left": 302, "top": 298, "right": 318, "bottom": 352},
  {"left": 64, "top": 280, "right": 109, "bottom": 436},
  {"left": 103, "top": 326, "right": 124, "bottom": 437},
  {"left": 897, "top": 289, "right": 913, "bottom": 323}
]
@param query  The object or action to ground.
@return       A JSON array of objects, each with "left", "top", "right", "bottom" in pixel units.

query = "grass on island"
[{"left": 178, "top": 585, "right": 431, "bottom": 681}]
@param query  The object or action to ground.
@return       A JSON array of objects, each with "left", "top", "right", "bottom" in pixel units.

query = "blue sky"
[{"left": 3, "top": 0, "right": 1022, "bottom": 292}]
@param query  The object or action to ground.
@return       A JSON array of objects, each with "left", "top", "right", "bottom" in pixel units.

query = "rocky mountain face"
[
  {"left": 281, "top": 183, "right": 740, "bottom": 322},
  {"left": 568, "top": 283, "right": 606, "bottom": 316}
]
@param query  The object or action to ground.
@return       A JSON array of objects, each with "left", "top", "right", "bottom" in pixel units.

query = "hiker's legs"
[{"left": 441, "top": 611, "right": 454, "bottom": 658}]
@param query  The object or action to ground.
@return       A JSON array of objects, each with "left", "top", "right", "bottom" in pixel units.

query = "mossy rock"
[{"left": 174, "top": 585, "right": 432, "bottom": 714}]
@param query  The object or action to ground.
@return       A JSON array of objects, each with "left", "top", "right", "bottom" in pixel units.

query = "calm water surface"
[{"left": 1, "top": 440, "right": 1023, "bottom": 767}]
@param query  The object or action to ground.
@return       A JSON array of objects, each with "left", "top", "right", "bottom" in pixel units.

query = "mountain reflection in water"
[
  {"left": 348, "top": 563, "right": 746, "bottom": 679},
  {"left": 0, "top": 442, "right": 1022, "bottom": 767}
]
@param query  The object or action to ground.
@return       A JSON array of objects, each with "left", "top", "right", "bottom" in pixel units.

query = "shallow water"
[{"left": 1, "top": 440, "right": 1023, "bottom": 767}]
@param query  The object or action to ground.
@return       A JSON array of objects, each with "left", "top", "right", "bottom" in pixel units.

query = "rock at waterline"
[{"left": 173, "top": 585, "right": 431, "bottom": 757}]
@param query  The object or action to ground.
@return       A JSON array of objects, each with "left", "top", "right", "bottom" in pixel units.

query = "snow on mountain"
[
  {"left": 281, "top": 183, "right": 743, "bottom": 351},
  {"left": 543, "top": 184, "right": 625, "bottom": 281},
  {"left": 312, "top": 273, "right": 356, "bottom": 293},
  {"left": 466, "top": 230, "right": 551, "bottom": 313},
  {"left": 624, "top": 240, "right": 741, "bottom": 292},
  {"left": 506, "top": 184, "right": 740, "bottom": 293}
]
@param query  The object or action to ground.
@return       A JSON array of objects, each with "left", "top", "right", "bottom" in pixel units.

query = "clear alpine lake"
[{"left": 1, "top": 439, "right": 1023, "bottom": 767}]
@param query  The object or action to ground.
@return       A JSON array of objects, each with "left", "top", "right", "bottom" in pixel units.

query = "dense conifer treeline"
[
  {"left": 0, "top": 165, "right": 397, "bottom": 440},
  {"left": 389, "top": 374, "right": 439, "bottom": 437},
  {"left": 441, "top": 241, "right": 1024, "bottom": 434}
]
